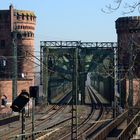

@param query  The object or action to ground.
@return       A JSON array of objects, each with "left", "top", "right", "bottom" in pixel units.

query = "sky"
[{"left": 0, "top": 0, "right": 139, "bottom": 52}]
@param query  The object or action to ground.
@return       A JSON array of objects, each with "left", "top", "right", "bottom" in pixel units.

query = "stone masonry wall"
[{"left": 0, "top": 80, "right": 33, "bottom": 103}]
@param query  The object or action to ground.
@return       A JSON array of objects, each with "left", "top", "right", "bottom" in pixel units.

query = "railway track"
[
  {"left": 0, "top": 90, "right": 72, "bottom": 140},
  {"left": 0, "top": 105, "right": 65, "bottom": 139},
  {"left": 50, "top": 85, "right": 108, "bottom": 140},
  {"left": 84, "top": 87, "right": 128, "bottom": 140},
  {"left": 1, "top": 84, "right": 127, "bottom": 140},
  {"left": 77, "top": 86, "right": 111, "bottom": 140},
  {"left": 24, "top": 89, "right": 73, "bottom": 140}
]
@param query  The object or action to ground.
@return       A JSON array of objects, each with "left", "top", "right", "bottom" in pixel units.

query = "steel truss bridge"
[
  {"left": 40, "top": 41, "right": 117, "bottom": 101},
  {"left": 40, "top": 41, "right": 119, "bottom": 139},
  {"left": 40, "top": 41, "right": 118, "bottom": 104}
]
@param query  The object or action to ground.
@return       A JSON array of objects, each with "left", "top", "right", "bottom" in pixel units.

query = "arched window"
[
  {"left": 23, "top": 32, "right": 27, "bottom": 37},
  {"left": 30, "top": 32, "right": 32, "bottom": 37},
  {"left": 27, "top": 14, "right": 29, "bottom": 20},
  {"left": 33, "top": 16, "right": 35, "bottom": 21},
  {"left": 30, "top": 16, "right": 32, "bottom": 21},
  {"left": 28, "top": 32, "right": 30, "bottom": 37},
  {"left": 22, "top": 14, "right": 24, "bottom": 20},
  {"left": 17, "top": 14, "right": 20, "bottom": 20}
]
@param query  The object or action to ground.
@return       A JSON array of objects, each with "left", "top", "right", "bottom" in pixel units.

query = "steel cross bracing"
[
  {"left": 40, "top": 41, "right": 117, "bottom": 48},
  {"left": 40, "top": 41, "right": 80, "bottom": 48},
  {"left": 81, "top": 42, "right": 117, "bottom": 48}
]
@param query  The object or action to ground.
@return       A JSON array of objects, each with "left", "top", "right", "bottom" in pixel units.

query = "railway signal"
[
  {"left": 10, "top": 90, "right": 29, "bottom": 140},
  {"left": 10, "top": 90, "right": 29, "bottom": 112}
]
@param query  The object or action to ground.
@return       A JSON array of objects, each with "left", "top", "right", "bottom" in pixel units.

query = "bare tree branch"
[
  {"left": 102, "top": 0, "right": 122, "bottom": 13},
  {"left": 102, "top": 0, "right": 140, "bottom": 14},
  {"left": 123, "top": 1, "right": 140, "bottom": 14}
]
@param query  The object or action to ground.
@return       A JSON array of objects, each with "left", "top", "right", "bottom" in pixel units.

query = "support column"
[
  {"left": 71, "top": 47, "right": 78, "bottom": 140},
  {"left": 80, "top": 49, "right": 86, "bottom": 105},
  {"left": 113, "top": 47, "right": 119, "bottom": 118},
  {"left": 43, "top": 45, "right": 49, "bottom": 103},
  {"left": 32, "top": 98, "right": 35, "bottom": 140},
  {"left": 21, "top": 108, "right": 25, "bottom": 140},
  {"left": 40, "top": 46, "right": 43, "bottom": 85},
  {"left": 12, "top": 31, "right": 17, "bottom": 101}
]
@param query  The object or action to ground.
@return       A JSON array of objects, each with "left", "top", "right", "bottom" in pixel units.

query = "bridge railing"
[
  {"left": 117, "top": 111, "right": 140, "bottom": 140},
  {"left": 91, "top": 110, "right": 128, "bottom": 140}
]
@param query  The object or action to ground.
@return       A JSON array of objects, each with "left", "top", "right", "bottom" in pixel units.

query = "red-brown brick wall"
[
  {"left": 116, "top": 17, "right": 140, "bottom": 106},
  {"left": 0, "top": 80, "right": 33, "bottom": 103},
  {"left": 126, "top": 80, "right": 140, "bottom": 106}
]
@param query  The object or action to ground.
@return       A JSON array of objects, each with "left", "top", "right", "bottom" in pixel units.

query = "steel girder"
[{"left": 40, "top": 41, "right": 117, "bottom": 48}]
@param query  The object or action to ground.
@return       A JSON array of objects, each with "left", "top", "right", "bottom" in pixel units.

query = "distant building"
[{"left": 0, "top": 5, "right": 36, "bottom": 102}]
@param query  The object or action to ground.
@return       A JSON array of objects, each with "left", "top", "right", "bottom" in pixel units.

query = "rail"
[
  {"left": 0, "top": 114, "right": 19, "bottom": 126},
  {"left": 77, "top": 85, "right": 106, "bottom": 139}
]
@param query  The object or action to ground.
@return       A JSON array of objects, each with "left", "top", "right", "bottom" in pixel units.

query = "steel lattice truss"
[
  {"left": 40, "top": 41, "right": 80, "bottom": 48},
  {"left": 40, "top": 41, "right": 117, "bottom": 83},
  {"left": 81, "top": 42, "right": 117, "bottom": 48},
  {"left": 40, "top": 41, "right": 117, "bottom": 84},
  {"left": 40, "top": 41, "right": 117, "bottom": 48}
]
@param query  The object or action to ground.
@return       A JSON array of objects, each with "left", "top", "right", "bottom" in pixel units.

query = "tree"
[{"left": 103, "top": 0, "right": 140, "bottom": 14}]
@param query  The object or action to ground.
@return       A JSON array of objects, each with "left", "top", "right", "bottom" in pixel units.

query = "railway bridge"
[
  {"left": 40, "top": 41, "right": 119, "bottom": 106},
  {"left": 37, "top": 41, "right": 140, "bottom": 139}
]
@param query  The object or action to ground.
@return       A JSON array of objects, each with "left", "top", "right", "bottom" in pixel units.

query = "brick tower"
[
  {"left": 116, "top": 16, "right": 140, "bottom": 106},
  {"left": 0, "top": 5, "right": 36, "bottom": 102}
]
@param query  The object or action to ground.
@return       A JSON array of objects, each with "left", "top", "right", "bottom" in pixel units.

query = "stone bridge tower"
[
  {"left": 0, "top": 5, "right": 36, "bottom": 102},
  {"left": 116, "top": 16, "right": 140, "bottom": 106}
]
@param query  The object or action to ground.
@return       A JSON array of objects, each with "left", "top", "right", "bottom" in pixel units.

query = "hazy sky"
[{"left": 0, "top": 0, "right": 139, "bottom": 51}]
